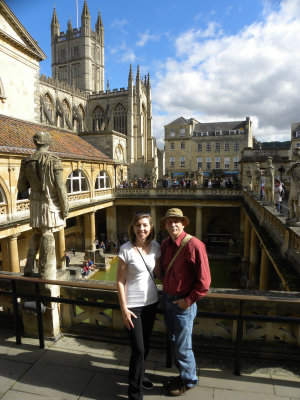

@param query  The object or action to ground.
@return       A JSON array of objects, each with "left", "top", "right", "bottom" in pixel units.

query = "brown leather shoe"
[{"left": 167, "top": 379, "right": 195, "bottom": 396}]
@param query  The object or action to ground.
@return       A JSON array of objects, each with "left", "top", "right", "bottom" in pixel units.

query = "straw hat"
[{"left": 161, "top": 208, "right": 189, "bottom": 226}]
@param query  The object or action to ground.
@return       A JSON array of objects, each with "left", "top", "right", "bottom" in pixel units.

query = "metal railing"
[{"left": 0, "top": 273, "right": 300, "bottom": 375}]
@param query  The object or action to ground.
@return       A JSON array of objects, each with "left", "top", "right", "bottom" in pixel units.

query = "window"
[
  {"left": 224, "top": 157, "right": 230, "bottom": 169},
  {"left": 197, "top": 157, "right": 202, "bottom": 169},
  {"left": 92, "top": 106, "right": 104, "bottom": 131},
  {"left": 180, "top": 142, "right": 185, "bottom": 150},
  {"left": 42, "top": 93, "right": 54, "bottom": 124},
  {"left": 0, "top": 186, "right": 5, "bottom": 203},
  {"left": 234, "top": 157, "right": 239, "bottom": 169},
  {"left": 170, "top": 142, "right": 175, "bottom": 150},
  {"left": 206, "top": 142, "right": 211, "bottom": 151},
  {"left": 202, "top": 132, "right": 208, "bottom": 136},
  {"left": 234, "top": 142, "right": 239, "bottom": 151},
  {"left": 215, "top": 157, "right": 220, "bottom": 169},
  {"left": 215, "top": 131, "right": 222, "bottom": 136},
  {"left": 215, "top": 142, "right": 220, "bottom": 152},
  {"left": 229, "top": 130, "right": 236, "bottom": 135},
  {"left": 197, "top": 143, "right": 202, "bottom": 151},
  {"left": 206, "top": 157, "right": 211, "bottom": 170},
  {"left": 180, "top": 157, "right": 185, "bottom": 166},
  {"left": 62, "top": 99, "right": 71, "bottom": 123},
  {"left": 296, "top": 143, "right": 300, "bottom": 148},
  {"left": 170, "top": 157, "right": 175, "bottom": 167},
  {"left": 95, "top": 171, "right": 111, "bottom": 189},
  {"left": 170, "top": 131, "right": 175, "bottom": 137},
  {"left": 66, "top": 170, "right": 88, "bottom": 193},
  {"left": 113, "top": 103, "right": 127, "bottom": 134},
  {"left": 224, "top": 142, "right": 230, "bottom": 151},
  {"left": 296, "top": 131, "right": 300, "bottom": 138},
  {"left": 180, "top": 128, "right": 185, "bottom": 137}
]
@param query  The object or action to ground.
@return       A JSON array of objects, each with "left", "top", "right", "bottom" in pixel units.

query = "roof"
[
  {"left": 165, "top": 117, "right": 191, "bottom": 127},
  {"left": 194, "top": 120, "right": 246, "bottom": 133},
  {"left": 0, "top": 114, "right": 113, "bottom": 163}
]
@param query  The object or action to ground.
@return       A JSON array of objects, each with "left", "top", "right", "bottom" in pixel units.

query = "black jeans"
[{"left": 127, "top": 302, "right": 157, "bottom": 400}]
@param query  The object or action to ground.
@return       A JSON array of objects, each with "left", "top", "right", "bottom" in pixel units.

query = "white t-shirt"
[{"left": 118, "top": 240, "right": 161, "bottom": 308}]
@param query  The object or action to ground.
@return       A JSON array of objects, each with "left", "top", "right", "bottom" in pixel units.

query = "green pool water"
[{"left": 91, "top": 256, "right": 240, "bottom": 289}]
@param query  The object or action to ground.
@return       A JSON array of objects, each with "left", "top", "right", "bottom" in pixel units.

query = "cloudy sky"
[{"left": 6, "top": 0, "right": 300, "bottom": 148}]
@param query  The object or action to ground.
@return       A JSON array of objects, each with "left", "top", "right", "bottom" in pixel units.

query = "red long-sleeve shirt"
[{"left": 161, "top": 231, "right": 211, "bottom": 306}]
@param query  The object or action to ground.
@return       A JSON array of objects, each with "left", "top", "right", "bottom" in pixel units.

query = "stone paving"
[{"left": 0, "top": 328, "right": 300, "bottom": 400}]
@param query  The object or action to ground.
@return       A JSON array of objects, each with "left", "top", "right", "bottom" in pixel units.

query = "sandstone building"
[{"left": 164, "top": 117, "right": 253, "bottom": 180}]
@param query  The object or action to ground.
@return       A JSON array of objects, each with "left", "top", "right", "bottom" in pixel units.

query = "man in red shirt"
[{"left": 160, "top": 208, "right": 211, "bottom": 396}]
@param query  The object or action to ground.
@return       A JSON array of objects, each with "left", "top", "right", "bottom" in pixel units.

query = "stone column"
[
  {"left": 8, "top": 235, "right": 20, "bottom": 273},
  {"left": 248, "top": 227, "right": 259, "bottom": 289},
  {"left": 240, "top": 208, "right": 245, "bottom": 236},
  {"left": 150, "top": 205, "right": 157, "bottom": 240},
  {"left": 106, "top": 206, "right": 117, "bottom": 242},
  {"left": 195, "top": 206, "right": 203, "bottom": 240},
  {"left": 0, "top": 238, "right": 9, "bottom": 271},
  {"left": 84, "top": 212, "right": 96, "bottom": 251},
  {"left": 259, "top": 247, "right": 271, "bottom": 291},
  {"left": 243, "top": 217, "right": 251, "bottom": 262},
  {"left": 55, "top": 228, "right": 66, "bottom": 269}
]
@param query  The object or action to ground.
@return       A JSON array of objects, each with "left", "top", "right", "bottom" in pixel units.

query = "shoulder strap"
[{"left": 165, "top": 234, "right": 193, "bottom": 276}]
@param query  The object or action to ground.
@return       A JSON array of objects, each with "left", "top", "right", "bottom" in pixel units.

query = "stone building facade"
[
  {"left": 164, "top": 116, "right": 253, "bottom": 180},
  {"left": 44, "top": 0, "right": 158, "bottom": 180}
]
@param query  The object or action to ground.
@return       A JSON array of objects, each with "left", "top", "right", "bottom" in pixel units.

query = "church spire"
[
  {"left": 51, "top": 7, "right": 60, "bottom": 38},
  {"left": 67, "top": 18, "right": 73, "bottom": 36},
  {"left": 81, "top": 0, "right": 91, "bottom": 36},
  {"left": 95, "top": 10, "right": 103, "bottom": 33}
]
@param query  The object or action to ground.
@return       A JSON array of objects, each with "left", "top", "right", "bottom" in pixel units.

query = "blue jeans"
[{"left": 163, "top": 293, "right": 198, "bottom": 387}]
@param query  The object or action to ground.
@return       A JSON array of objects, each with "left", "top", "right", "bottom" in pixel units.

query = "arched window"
[
  {"left": 62, "top": 99, "right": 71, "bottom": 124},
  {"left": 113, "top": 103, "right": 127, "bottom": 135},
  {"left": 95, "top": 171, "right": 111, "bottom": 189},
  {"left": 0, "top": 186, "right": 6, "bottom": 203},
  {"left": 66, "top": 170, "right": 88, "bottom": 193},
  {"left": 92, "top": 106, "right": 104, "bottom": 131},
  {"left": 42, "top": 93, "right": 54, "bottom": 125},
  {"left": 17, "top": 189, "right": 30, "bottom": 200}
]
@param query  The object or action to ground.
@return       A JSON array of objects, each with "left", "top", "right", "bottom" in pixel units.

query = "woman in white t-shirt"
[{"left": 117, "top": 212, "right": 160, "bottom": 400}]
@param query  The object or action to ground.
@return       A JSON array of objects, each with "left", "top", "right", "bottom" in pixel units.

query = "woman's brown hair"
[{"left": 128, "top": 212, "right": 155, "bottom": 245}]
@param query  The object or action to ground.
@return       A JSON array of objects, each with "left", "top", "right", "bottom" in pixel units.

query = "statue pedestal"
[{"left": 21, "top": 284, "right": 61, "bottom": 339}]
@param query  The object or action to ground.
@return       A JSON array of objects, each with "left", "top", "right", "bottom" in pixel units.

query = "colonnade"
[
  {"left": 1, "top": 205, "right": 274, "bottom": 293},
  {"left": 241, "top": 210, "right": 272, "bottom": 290},
  {"left": 0, "top": 206, "right": 118, "bottom": 274}
]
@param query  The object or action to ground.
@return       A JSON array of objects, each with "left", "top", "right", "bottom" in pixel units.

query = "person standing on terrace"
[
  {"left": 116, "top": 212, "right": 160, "bottom": 399},
  {"left": 157, "top": 208, "right": 211, "bottom": 396}
]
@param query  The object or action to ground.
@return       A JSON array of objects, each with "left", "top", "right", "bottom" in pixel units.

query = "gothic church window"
[
  {"left": 62, "top": 99, "right": 71, "bottom": 124},
  {"left": 66, "top": 170, "right": 88, "bottom": 193},
  {"left": 95, "top": 171, "right": 111, "bottom": 190},
  {"left": 113, "top": 103, "right": 127, "bottom": 135},
  {"left": 92, "top": 106, "right": 104, "bottom": 131},
  {"left": 41, "top": 93, "right": 54, "bottom": 125}
]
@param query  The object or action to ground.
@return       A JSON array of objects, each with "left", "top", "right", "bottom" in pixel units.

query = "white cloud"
[
  {"left": 152, "top": 0, "right": 300, "bottom": 144},
  {"left": 136, "top": 30, "right": 160, "bottom": 47},
  {"left": 109, "top": 41, "right": 136, "bottom": 63}
]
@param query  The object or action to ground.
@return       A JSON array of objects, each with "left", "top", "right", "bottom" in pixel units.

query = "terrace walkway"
[{"left": 0, "top": 328, "right": 300, "bottom": 400}]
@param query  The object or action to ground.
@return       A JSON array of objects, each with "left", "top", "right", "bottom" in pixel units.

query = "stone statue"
[
  {"left": 17, "top": 131, "right": 69, "bottom": 279},
  {"left": 151, "top": 167, "right": 158, "bottom": 188},
  {"left": 252, "top": 162, "right": 262, "bottom": 198},
  {"left": 246, "top": 165, "right": 252, "bottom": 190},
  {"left": 264, "top": 157, "right": 275, "bottom": 203},
  {"left": 286, "top": 147, "right": 300, "bottom": 226},
  {"left": 196, "top": 168, "right": 204, "bottom": 186}
]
